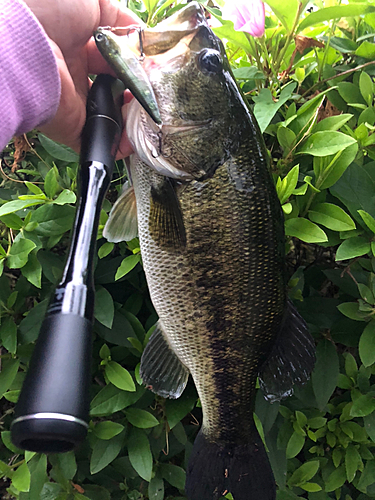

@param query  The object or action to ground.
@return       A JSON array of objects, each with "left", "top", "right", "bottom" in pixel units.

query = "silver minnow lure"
[{"left": 94, "top": 28, "right": 162, "bottom": 125}]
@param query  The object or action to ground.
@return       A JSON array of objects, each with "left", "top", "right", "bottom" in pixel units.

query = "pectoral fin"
[
  {"left": 149, "top": 178, "right": 186, "bottom": 250},
  {"left": 103, "top": 181, "right": 138, "bottom": 243},
  {"left": 140, "top": 321, "right": 190, "bottom": 399},
  {"left": 259, "top": 300, "right": 315, "bottom": 402}
]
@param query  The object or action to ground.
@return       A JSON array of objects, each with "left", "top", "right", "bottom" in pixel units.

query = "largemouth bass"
[{"left": 101, "top": 4, "right": 315, "bottom": 499}]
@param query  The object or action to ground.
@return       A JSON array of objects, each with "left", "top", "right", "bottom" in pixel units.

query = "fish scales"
[
  {"left": 100, "top": 4, "right": 316, "bottom": 499},
  {"left": 132, "top": 133, "right": 285, "bottom": 443}
]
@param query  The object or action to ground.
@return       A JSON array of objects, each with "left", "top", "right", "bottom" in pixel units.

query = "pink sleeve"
[{"left": 0, "top": 0, "right": 61, "bottom": 151}]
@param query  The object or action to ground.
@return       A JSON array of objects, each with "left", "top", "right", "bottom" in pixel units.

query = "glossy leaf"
[
  {"left": 93, "top": 421, "right": 125, "bottom": 440},
  {"left": 308, "top": 203, "right": 355, "bottom": 232},
  {"left": 94, "top": 286, "right": 114, "bottom": 328},
  {"left": 125, "top": 408, "right": 159, "bottom": 428},
  {"left": 335, "top": 237, "right": 370, "bottom": 261},
  {"left": 105, "top": 361, "right": 136, "bottom": 392},
  {"left": 288, "top": 460, "right": 319, "bottom": 486},
  {"left": 350, "top": 392, "right": 375, "bottom": 417},
  {"left": 285, "top": 218, "right": 328, "bottom": 243},
  {"left": 359, "top": 321, "right": 375, "bottom": 367},
  {"left": 160, "top": 464, "right": 186, "bottom": 490},
  {"left": 115, "top": 254, "right": 141, "bottom": 281},
  {"left": 90, "top": 433, "right": 124, "bottom": 474},
  {"left": 286, "top": 431, "right": 305, "bottom": 459},
  {"left": 298, "top": 131, "right": 357, "bottom": 157},
  {"left": 38, "top": 134, "right": 79, "bottom": 162},
  {"left": 298, "top": 4, "right": 375, "bottom": 32},
  {"left": 325, "top": 464, "right": 346, "bottom": 492},
  {"left": 127, "top": 428, "right": 153, "bottom": 482},
  {"left": 312, "top": 339, "right": 339, "bottom": 410}
]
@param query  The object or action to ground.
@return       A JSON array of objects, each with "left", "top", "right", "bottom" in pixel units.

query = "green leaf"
[
  {"left": 21, "top": 250, "right": 42, "bottom": 288},
  {"left": 148, "top": 476, "right": 164, "bottom": 500},
  {"left": 359, "top": 321, "right": 375, "bottom": 367},
  {"left": 38, "top": 134, "right": 79, "bottom": 162},
  {"left": 312, "top": 339, "right": 339, "bottom": 410},
  {"left": 345, "top": 444, "right": 361, "bottom": 483},
  {"left": 90, "top": 433, "right": 124, "bottom": 474},
  {"left": 90, "top": 383, "right": 144, "bottom": 417},
  {"left": 308, "top": 203, "right": 355, "bottom": 232},
  {"left": 288, "top": 460, "right": 320, "bottom": 486},
  {"left": 28, "top": 454, "right": 48, "bottom": 500},
  {"left": 316, "top": 142, "right": 358, "bottom": 190},
  {"left": 0, "top": 358, "right": 20, "bottom": 398},
  {"left": 265, "top": 0, "right": 300, "bottom": 33},
  {"left": 0, "top": 317, "right": 17, "bottom": 354},
  {"left": 345, "top": 352, "right": 358, "bottom": 378},
  {"left": 360, "top": 72, "right": 374, "bottom": 106},
  {"left": 357, "top": 460, "right": 375, "bottom": 493},
  {"left": 300, "top": 482, "right": 322, "bottom": 492},
  {"left": 105, "top": 361, "right": 136, "bottom": 392},
  {"left": 115, "top": 254, "right": 141, "bottom": 281},
  {"left": 286, "top": 431, "right": 305, "bottom": 459},
  {"left": 325, "top": 464, "right": 346, "bottom": 492},
  {"left": 12, "top": 462, "right": 30, "bottom": 492},
  {"left": 159, "top": 464, "right": 186, "bottom": 490},
  {"left": 337, "top": 302, "right": 367, "bottom": 321},
  {"left": 25, "top": 182, "right": 44, "bottom": 196},
  {"left": 98, "top": 242, "right": 114, "bottom": 259},
  {"left": 364, "top": 412, "right": 375, "bottom": 441},
  {"left": 0, "top": 198, "right": 45, "bottom": 217},
  {"left": 93, "top": 421, "right": 125, "bottom": 440},
  {"left": 297, "top": 4, "right": 375, "bottom": 32},
  {"left": 285, "top": 218, "right": 328, "bottom": 243},
  {"left": 127, "top": 428, "right": 153, "bottom": 482},
  {"left": 94, "top": 286, "right": 114, "bottom": 328},
  {"left": 298, "top": 131, "right": 357, "bottom": 157},
  {"left": 276, "top": 165, "right": 299, "bottom": 205},
  {"left": 358, "top": 209, "right": 375, "bottom": 233},
  {"left": 355, "top": 41, "right": 375, "bottom": 60},
  {"left": 7, "top": 238, "right": 36, "bottom": 269},
  {"left": 54, "top": 451, "right": 77, "bottom": 481},
  {"left": 32, "top": 204, "right": 75, "bottom": 236},
  {"left": 313, "top": 114, "right": 353, "bottom": 133},
  {"left": 253, "top": 83, "right": 296, "bottom": 133},
  {"left": 335, "top": 237, "right": 370, "bottom": 261},
  {"left": 44, "top": 167, "right": 59, "bottom": 199},
  {"left": 125, "top": 408, "right": 159, "bottom": 428},
  {"left": 165, "top": 385, "right": 197, "bottom": 429},
  {"left": 53, "top": 189, "right": 76, "bottom": 205},
  {"left": 350, "top": 392, "right": 375, "bottom": 417},
  {"left": 337, "top": 82, "right": 367, "bottom": 106}
]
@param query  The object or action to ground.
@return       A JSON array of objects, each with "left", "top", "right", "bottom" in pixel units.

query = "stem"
[
  {"left": 273, "top": 2, "right": 303, "bottom": 77},
  {"left": 245, "top": 33, "right": 263, "bottom": 72},
  {"left": 298, "top": 61, "right": 375, "bottom": 101}
]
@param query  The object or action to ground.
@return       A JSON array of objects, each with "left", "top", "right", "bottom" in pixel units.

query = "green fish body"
[{"left": 104, "top": 4, "right": 315, "bottom": 499}]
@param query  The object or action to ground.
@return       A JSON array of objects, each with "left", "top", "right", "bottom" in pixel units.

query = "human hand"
[{"left": 23, "top": 0, "right": 143, "bottom": 158}]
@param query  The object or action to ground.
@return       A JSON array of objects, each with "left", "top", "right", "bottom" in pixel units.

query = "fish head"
[{"left": 126, "top": 2, "right": 248, "bottom": 180}]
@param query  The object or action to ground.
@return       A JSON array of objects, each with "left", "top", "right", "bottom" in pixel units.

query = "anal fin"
[
  {"left": 140, "top": 321, "right": 189, "bottom": 399},
  {"left": 103, "top": 181, "right": 138, "bottom": 243},
  {"left": 259, "top": 300, "right": 315, "bottom": 403}
]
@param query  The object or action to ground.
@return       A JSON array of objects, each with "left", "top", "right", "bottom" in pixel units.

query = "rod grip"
[{"left": 11, "top": 314, "right": 92, "bottom": 453}]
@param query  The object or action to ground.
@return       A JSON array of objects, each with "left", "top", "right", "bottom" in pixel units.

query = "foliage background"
[{"left": 2, "top": 0, "right": 375, "bottom": 499}]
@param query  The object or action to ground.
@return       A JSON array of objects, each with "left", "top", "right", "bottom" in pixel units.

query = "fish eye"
[
  {"left": 197, "top": 49, "right": 223, "bottom": 75},
  {"left": 95, "top": 32, "right": 104, "bottom": 43}
]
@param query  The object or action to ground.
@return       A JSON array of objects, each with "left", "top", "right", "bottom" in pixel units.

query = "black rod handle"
[{"left": 11, "top": 75, "right": 124, "bottom": 453}]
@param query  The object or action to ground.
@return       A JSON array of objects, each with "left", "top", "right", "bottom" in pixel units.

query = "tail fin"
[{"left": 185, "top": 431, "right": 276, "bottom": 500}]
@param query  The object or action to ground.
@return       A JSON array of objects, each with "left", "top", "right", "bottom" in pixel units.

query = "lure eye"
[
  {"left": 198, "top": 49, "right": 223, "bottom": 75},
  {"left": 95, "top": 32, "right": 105, "bottom": 43}
]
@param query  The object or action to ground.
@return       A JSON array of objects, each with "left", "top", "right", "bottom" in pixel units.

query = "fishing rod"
[{"left": 11, "top": 74, "right": 125, "bottom": 453}]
